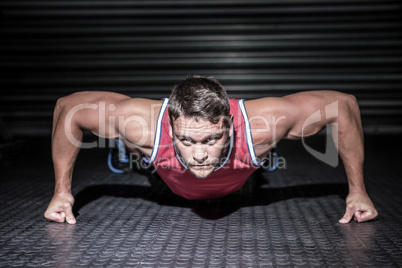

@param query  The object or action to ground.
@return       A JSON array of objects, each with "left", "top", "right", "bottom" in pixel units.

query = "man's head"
[{"left": 168, "top": 76, "right": 233, "bottom": 178}]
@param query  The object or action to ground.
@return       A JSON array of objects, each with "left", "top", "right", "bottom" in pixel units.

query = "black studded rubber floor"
[{"left": 1, "top": 134, "right": 402, "bottom": 267}]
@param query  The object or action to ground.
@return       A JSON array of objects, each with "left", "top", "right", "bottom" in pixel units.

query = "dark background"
[
  {"left": 1, "top": 0, "right": 401, "bottom": 137},
  {"left": 1, "top": 2, "right": 402, "bottom": 266}
]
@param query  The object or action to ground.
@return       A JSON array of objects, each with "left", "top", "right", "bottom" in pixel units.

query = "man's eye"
[
  {"left": 181, "top": 138, "right": 192, "bottom": 145},
  {"left": 206, "top": 137, "right": 216, "bottom": 144}
]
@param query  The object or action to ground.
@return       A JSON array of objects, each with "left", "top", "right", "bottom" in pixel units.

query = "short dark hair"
[{"left": 168, "top": 76, "right": 230, "bottom": 126}]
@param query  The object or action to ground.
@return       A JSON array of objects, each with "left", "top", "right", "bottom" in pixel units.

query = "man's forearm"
[
  {"left": 333, "top": 94, "right": 379, "bottom": 223},
  {"left": 51, "top": 99, "right": 83, "bottom": 194},
  {"left": 52, "top": 135, "right": 81, "bottom": 194},
  {"left": 335, "top": 95, "right": 366, "bottom": 193},
  {"left": 337, "top": 130, "right": 366, "bottom": 193}
]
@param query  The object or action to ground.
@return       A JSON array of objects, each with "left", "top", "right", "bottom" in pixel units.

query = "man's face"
[{"left": 170, "top": 116, "right": 232, "bottom": 179}]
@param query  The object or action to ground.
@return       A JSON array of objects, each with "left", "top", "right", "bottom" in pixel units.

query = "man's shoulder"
[
  {"left": 117, "top": 98, "right": 166, "bottom": 154},
  {"left": 119, "top": 98, "right": 165, "bottom": 118},
  {"left": 242, "top": 97, "right": 298, "bottom": 156},
  {"left": 243, "top": 97, "right": 292, "bottom": 117}
]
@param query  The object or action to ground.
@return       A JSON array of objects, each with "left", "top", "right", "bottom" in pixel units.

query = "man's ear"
[
  {"left": 169, "top": 119, "right": 173, "bottom": 138},
  {"left": 229, "top": 115, "right": 234, "bottom": 136}
]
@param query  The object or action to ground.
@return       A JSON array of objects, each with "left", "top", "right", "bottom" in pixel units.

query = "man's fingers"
[
  {"left": 340, "top": 209, "right": 378, "bottom": 224},
  {"left": 354, "top": 211, "right": 361, "bottom": 221},
  {"left": 340, "top": 192, "right": 378, "bottom": 224},
  {"left": 45, "top": 206, "right": 76, "bottom": 224},
  {"left": 44, "top": 193, "right": 76, "bottom": 224},
  {"left": 46, "top": 211, "right": 66, "bottom": 223},
  {"left": 354, "top": 210, "right": 378, "bottom": 222}
]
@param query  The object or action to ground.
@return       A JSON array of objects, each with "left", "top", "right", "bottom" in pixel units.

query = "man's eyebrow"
[
  {"left": 175, "top": 132, "right": 224, "bottom": 142},
  {"left": 175, "top": 134, "right": 191, "bottom": 140},
  {"left": 206, "top": 132, "right": 224, "bottom": 139}
]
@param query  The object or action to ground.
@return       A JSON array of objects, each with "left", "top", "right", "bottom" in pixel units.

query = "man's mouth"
[{"left": 190, "top": 164, "right": 213, "bottom": 169}]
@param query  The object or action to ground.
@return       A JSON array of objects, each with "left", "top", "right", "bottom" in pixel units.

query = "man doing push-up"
[{"left": 44, "top": 76, "right": 378, "bottom": 224}]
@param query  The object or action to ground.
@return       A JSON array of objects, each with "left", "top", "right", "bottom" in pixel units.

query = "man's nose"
[{"left": 193, "top": 148, "right": 208, "bottom": 163}]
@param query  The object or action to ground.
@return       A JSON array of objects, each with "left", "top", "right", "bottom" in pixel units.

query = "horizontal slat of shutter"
[{"left": 1, "top": 0, "right": 401, "bottom": 136}]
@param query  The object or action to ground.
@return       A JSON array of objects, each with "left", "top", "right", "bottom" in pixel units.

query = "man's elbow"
[
  {"left": 345, "top": 93, "right": 358, "bottom": 107},
  {"left": 337, "top": 93, "right": 363, "bottom": 136},
  {"left": 55, "top": 96, "right": 67, "bottom": 110},
  {"left": 344, "top": 93, "right": 360, "bottom": 115},
  {"left": 335, "top": 92, "right": 360, "bottom": 115},
  {"left": 54, "top": 92, "right": 84, "bottom": 112}
]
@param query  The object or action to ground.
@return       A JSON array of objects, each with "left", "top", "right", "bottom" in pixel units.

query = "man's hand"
[
  {"left": 44, "top": 192, "right": 76, "bottom": 224},
  {"left": 339, "top": 192, "right": 378, "bottom": 223}
]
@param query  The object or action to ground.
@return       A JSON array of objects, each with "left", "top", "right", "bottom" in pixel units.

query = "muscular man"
[{"left": 44, "top": 76, "right": 378, "bottom": 225}]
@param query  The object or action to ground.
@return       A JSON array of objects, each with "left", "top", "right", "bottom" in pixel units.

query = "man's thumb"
[
  {"left": 339, "top": 210, "right": 354, "bottom": 224},
  {"left": 65, "top": 209, "right": 76, "bottom": 224}
]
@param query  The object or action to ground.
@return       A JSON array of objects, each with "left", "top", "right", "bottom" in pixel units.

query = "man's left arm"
[
  {"left": 250, "top": 91, "right": 378, "bottom": 223},
  {"left": 326, "top": 93, "right": 379, "bottom": 223},
  {"left": 293, "top": 91, "right": 378, "bottom": 223}
]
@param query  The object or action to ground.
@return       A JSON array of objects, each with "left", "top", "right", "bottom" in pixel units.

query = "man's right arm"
[{"left": 44, "top": 91, "right": 131, "bottom": 224}]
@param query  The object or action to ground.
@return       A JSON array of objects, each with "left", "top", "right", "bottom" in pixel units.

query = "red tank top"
[{"left": 144, "top": 99, "right": 262, "bottom": 200}]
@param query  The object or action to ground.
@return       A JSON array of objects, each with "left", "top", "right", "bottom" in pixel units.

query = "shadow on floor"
[{"left": 73, "top": 169, "right": 349, "bottom": 220}]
